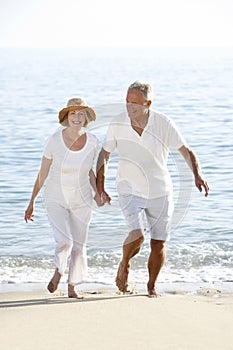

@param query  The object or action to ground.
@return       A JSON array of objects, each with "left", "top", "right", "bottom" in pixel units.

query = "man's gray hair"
[{"left": 128, "top": 81, "right": 153, "bottom": 101}]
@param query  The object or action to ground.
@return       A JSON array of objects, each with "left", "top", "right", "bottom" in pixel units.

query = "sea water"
[{"left": 0, "top": 47, "right": 233, "bottom": 294}]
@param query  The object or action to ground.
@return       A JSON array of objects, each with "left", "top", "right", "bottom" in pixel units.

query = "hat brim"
[{"left": 58, "top": 105, "right": 96, "bottom": 124}]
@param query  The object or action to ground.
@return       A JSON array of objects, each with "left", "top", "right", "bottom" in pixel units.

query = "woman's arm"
[
  {"left": 179, "top": 145, "right": 209, "bottom": 197},
  {"left": 89, "top": 169, "right": 103, "bottom": 206},
  {"left": 24, "top": 156, "right": 52, "bottom": 222}
]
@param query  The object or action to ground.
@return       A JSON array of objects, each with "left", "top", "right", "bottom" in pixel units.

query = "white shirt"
[
  {"left": 43, "top": 129, "right": 99, "bottom": 205},
  {"left": 103, "top": 110, "right": 187, "bottom": 199}
]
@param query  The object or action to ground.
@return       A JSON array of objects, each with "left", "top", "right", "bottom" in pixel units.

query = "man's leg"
[
  {"left": 147, "top": 239, "right": 166, "bottom": 297},
  {"left": 116, "top": 229, "right": 144, "bottom": 292},
  {"left": 145, "top": 195, "right": 173, "bottom": 297}
]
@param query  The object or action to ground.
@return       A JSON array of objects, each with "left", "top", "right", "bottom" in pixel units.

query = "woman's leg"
[
  {"left": 45, "top": 202, "right": 73, "bottom": 293},
  {"left": 67, "top": 204, "right": 92, "bottom": 297}
]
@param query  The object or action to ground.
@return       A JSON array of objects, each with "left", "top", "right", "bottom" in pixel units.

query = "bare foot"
[
  {"left": 47, "top": 269, "right": 61, "bottom": 293},
  {"left": 147, "top": 283, "right": 159, "bottom": 298},
  {"left": 68, "top": 292, "right": 83, "bottom": 299},
  {"left": 68, "top": 285, "right": 83, "bottom": 299},
  {"left": 148, "top": 289, "right": 158, "bottom": 298},
  {"left": 115, "top": 261, "right": 130, "bottom": 293}
]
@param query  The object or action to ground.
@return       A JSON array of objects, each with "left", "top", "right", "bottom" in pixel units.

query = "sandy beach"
[{"left": 1, "top": 287, "right": 233, "bottom": 350}]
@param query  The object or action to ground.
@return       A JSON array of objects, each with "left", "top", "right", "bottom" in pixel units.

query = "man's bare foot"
[
  {"left": 115, "top": 261, "right": 130, "bottom": 293},
  {"left": 147, "top": 288, "right": 158, "bottom": 298},
  {"left": 147, "top": 283, "right": 159, "bottom": 298},
  {"left": 47, "top": 269, "right": 61, "bottom": 293}
]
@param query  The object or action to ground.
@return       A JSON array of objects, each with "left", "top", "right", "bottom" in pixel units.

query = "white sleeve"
[
  {"left": 167, "top": 119, "right": 187, "bottom": 149},
  {"left": 93, "top": 135, "right": 100, "bottom": 159},
  {"left": 43, "top": 136, "right": 53, "bottom": 160},
  {"left": 102, "top": 123, "right": 117, "bottom": 153}
]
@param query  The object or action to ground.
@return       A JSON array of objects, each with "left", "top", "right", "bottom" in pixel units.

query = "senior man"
[{"left": 97, "top": 81, "right": 209, "bottom": 297}]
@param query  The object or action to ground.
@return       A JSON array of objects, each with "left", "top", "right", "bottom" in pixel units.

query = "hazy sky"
[{"left": 0, "top": 0, "right": 232, "bottom": 48}]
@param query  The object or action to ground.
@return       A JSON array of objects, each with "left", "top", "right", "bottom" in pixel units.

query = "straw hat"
[{"left": 58, "top": 98, "right": 96, "bottom": 125}]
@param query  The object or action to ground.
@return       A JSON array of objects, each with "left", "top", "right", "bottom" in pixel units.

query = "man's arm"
[
  {"left": 96, "top": 148, "right": 111, "bottom": 204},
  {"left": 179, "top": 145, "right": 209, "bottom": 197}
]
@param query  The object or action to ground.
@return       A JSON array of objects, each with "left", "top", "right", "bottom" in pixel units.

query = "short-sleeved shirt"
[
  {"left": 103, "top": 110, "right": 186, "bottom": 199},
  {"left": 43, "top": 129, "right": 99, "bottom": 204}
]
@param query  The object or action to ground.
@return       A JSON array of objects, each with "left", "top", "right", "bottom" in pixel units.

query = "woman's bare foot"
[
  {"left": 47, "top": 269, "right": 61, "bottom": 293},
  {"left": 68, "top": 292, "right": 80, "bottom": 299},
  {"left": 115, "top": 261, "right": 130, "bottom": 293},
  {"left": 68, "top": 284, "right": 83, "bottom": 299}
]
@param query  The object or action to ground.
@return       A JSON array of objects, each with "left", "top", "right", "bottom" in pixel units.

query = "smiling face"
[
  {"left": 126, "top": 88, "right": 151, "bottom": 121},
  {"left": 67, "top": 109, "right": 87, "bottom": 129}
]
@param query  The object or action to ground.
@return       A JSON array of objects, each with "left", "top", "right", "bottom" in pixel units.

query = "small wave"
[{"left": 1, "top": 241, "right": 232, "bottom": 285}]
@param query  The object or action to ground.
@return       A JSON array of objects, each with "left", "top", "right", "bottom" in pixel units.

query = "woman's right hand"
[
  {"left": 93, "top": 192, "right": 103, "bottom": 207},
  {"left": 24, "top": 202, "right": 34, "bottom": 223}
]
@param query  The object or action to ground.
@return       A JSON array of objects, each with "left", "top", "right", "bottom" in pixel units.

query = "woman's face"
[{"left": 67, "top": 110, "right": 86, "bottom": 129}]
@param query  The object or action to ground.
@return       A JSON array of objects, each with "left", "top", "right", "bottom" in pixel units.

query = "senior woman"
[{"left": 25, "top": 98, "right": 102, "bottom": 298}]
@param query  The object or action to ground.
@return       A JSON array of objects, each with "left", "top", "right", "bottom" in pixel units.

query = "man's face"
[{"left": 126, "top": 88, "right": 149, "bottom": 121}]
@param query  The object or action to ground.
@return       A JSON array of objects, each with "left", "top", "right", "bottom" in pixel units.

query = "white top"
[
  {"left": 103, "top": 110, "right": 187, "bottom": 199},
  {"left": 43, "top": 129, "right": 99, "bottom": 204}
]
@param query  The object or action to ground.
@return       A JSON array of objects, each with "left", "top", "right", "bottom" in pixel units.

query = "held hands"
[
  {"left": 101, "top": 191, "right": 111, "bottom": 205},
  {"left": 24, "top": 202, "right": 35, "bottom": 223},
  {"left": 195, "top": 175, "right": 209, "bottom": 197},
  {"left": 94, "top": 191, "right": 111, "bottom": 206},
  {"left": 94, "top": 192, "right": 104, "bottom": 206}
]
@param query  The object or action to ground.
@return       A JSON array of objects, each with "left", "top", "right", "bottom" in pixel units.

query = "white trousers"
[{"left": 45, "top": 199, "right": 92, "bottom": 285}]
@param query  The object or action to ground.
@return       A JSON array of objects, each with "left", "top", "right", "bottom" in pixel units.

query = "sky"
[{"left": 0, "top": 0, "right": 233, "bottom": 48}]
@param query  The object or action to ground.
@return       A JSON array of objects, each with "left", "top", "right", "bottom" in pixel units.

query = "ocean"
[{"left": 0, "top": 47, "right": 233, "bottom": 294}]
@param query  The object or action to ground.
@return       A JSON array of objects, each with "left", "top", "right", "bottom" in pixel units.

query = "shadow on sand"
[{"left": 0, "top": 292, "right": 147, "bottom": 309}]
